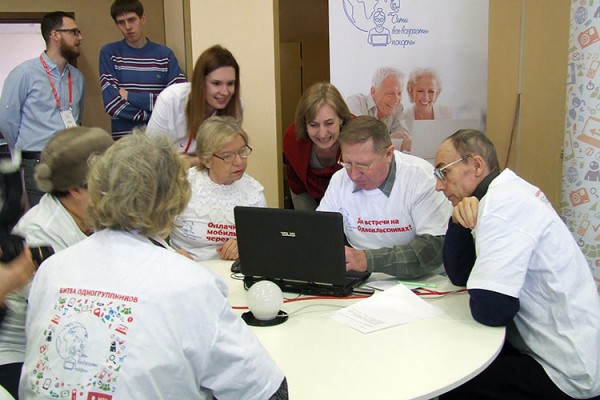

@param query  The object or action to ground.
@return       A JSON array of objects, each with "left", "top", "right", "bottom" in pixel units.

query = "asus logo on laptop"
[{"left": 280, "top": 231, "right": 296, "bottom": 238}]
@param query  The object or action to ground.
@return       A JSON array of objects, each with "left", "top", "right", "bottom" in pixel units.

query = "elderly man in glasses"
[
  {"left": 317, "top": 115, "right": 450, "bottom": 278},
  {"left": 0, "top": 11, "right": 85, "bottom": 207},
  {"left": 434, "top": 129, "right": 600, "bottom": 399}
]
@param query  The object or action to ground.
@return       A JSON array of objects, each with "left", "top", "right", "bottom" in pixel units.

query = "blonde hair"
[
  {"left": 87, "top": 133, "right": 191, "bottom": 237},
  {"left": 195, "top": 116, "right": 249, "bottom": 172},
  {"left": 294, "top": 82, "right": 352, "bottom": 140}
]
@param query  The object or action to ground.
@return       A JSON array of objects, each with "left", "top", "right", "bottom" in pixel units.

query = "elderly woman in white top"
[
  {"left": 169, "top": 116, "right": 266, "bottom": 261},
  {"left": 0, "top": 127, "right": 113, "bottom": 399},
  {"left": 404, "top": 68, "right": 453, "bottom": 132},
  {"left": 19, "top": 134, "right": 287, "bottom": 399}
]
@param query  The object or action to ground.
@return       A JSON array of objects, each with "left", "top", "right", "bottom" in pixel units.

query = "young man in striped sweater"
[{"left": 99, "top": 0, "right": 186, "bottom": 139}]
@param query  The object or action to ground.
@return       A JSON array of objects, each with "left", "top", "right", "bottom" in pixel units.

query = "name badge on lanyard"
[
  {"left": 40, "top": 55, "right": 77, "bottom": 129},
  {"left": 60, "top": 110, "right": 77, "bottom": 128}
]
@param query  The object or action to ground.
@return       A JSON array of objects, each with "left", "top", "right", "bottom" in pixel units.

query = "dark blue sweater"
[
  {"left": 442, "top": 169, "right": 519, "bottom": 327},
  {"left": 99, "top": 39, "right": 186, "bottom": 139}
]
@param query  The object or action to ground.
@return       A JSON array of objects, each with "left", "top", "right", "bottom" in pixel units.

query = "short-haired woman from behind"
[
  {"left": 19, "top": 134, "right": 288, "bottom": 399},
  {"left": 0, "top": 126, "right": 113, "bottom": 399}
]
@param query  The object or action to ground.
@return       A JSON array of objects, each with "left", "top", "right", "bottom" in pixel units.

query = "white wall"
[
  {"left": 0, "top": 23, "right": 44, "bottom": 94},
  {"left": 185, "top": 0, "right": 282, "bottom": 207},
  {"left": 162, "top": 0, "right": 187, "bottom": 75}
]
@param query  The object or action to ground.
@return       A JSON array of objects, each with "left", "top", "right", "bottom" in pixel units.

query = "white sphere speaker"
[{"left": 247, "top": 280, "right": 284, "bottom": 321}]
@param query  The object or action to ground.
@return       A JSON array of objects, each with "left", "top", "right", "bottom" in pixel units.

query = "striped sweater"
[{"left": 99, "top": 38, "right": 186, "bottom": 139}]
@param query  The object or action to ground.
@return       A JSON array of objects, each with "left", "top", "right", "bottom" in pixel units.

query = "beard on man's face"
[{"left": 59, "top": 39, "right": 80, "bottom": 60}]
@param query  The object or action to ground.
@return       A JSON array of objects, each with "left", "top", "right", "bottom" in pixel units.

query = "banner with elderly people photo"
[{"left": 329, "top": 0, "right": 489, "bottom": 164}]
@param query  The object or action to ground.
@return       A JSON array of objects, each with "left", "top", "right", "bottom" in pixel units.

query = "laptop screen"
[{"left": 408, "top": 118, "right": 482, "bottom": 163}]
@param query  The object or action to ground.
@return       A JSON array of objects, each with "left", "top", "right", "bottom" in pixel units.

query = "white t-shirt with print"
[
  {"left": 0, "top": 194, "right": 87, "bottom": 366},
  {"left": 170, "top": 168, "right": 267, "bottom": 261},
  {"left": 318, "top": 151, "right": 450, "bottom": 249},
  {"left": 469, "top": 169, "right": 600, "bottom": 398},
  {"left": 20, "top": 229, "right": 284, "bottom": 400}
]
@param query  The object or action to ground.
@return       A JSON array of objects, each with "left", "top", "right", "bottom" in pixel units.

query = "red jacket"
[{"left": 282, "top": 123, "right": 341, "bottom": 203}]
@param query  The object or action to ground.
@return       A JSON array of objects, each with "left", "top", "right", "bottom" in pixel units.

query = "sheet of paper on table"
[
  {"left": 364, "top": 272, "right": 445, "bottom": 291},
  {"left": 333, "top": 283, "right": 444, "bottom": 334}
]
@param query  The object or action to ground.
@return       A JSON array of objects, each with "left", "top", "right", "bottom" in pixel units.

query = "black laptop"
[{"left": 234, "top": 206, "right": 371, "bottom": 297}]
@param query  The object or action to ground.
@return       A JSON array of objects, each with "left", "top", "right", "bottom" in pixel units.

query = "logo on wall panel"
[
  {"left": 578, "top": 27, "right": 600, "bottom": 49},
  {"left": 564, "top": 3, "right": 600, "bottom": 283},
  {"left": 578, "top": 116, "right": 600, "bottom": 149},
  {"left": 342, "top": 0, "right": 429, "bottom": 48}
]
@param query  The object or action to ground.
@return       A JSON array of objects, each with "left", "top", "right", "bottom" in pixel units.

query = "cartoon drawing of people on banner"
[{"left": 330, "top": 0, "right": 488, "bottom": 163}]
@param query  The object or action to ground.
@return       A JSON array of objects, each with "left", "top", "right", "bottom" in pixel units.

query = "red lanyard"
[
  {"left": 183, "top": 134, "right": 193, "bottom": 154},
  {"left": 39, "top": 55, "right": 72, "bottom": 110}
]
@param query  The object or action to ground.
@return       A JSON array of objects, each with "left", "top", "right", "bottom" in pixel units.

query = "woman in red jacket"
[{"left": 283, "top": 82, "right": 352, "bottom": 210}]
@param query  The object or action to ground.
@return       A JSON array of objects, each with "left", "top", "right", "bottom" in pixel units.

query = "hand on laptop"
[
  {"left": 217, "top": 238, "right": 239, "bottom": 260},
  {"left": 344, "top": 246, "right": 368, "bottom": 272}
]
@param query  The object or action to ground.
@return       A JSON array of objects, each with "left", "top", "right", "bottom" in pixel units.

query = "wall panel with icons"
[{"left": 562, "top": 2, "right": 600, "bottom": 289}]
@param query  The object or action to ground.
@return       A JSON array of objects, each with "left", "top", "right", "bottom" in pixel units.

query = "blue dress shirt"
[{"left": 0, "top": 52, "right": 85, "bottom": 151}]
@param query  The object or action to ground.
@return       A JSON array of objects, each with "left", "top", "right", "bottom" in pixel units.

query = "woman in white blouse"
[
  {"left": 145, "top": 45, "right": 242, "bottom": 167},
  {"left": 169, "top": 116, "right": 266, "bottom": 261}
]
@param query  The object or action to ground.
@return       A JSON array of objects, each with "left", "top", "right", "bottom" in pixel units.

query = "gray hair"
[
  {"left": 446, "top": 129, "right": 499, "bottom": 171},
  {"left": 195, "top": 116, "right": 249, "bottom": 171},
  {"left": 407, "top": 68, "right": 443, "bottom": 101},
  {"left": 371, "top": 66, "right": 404, "bottom": 89},
  {"left": 87, "top": 133, "right": 191, "bottom": 238}
]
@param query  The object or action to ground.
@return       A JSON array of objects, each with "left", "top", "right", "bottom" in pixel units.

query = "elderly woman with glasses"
[{"left": 169, "top": 116, "right": 266, "bottom": 261}]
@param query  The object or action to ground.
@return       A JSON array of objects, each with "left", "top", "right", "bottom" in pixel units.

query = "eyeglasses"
[
  {"left": 55, "top": 28, "right": 82, "bottom": 37},
  {"left": 212, "top": 145, "right": 253, "bottom": 163},
  {"left": 337, "top": 154, "right": 380, "bottom": 173},
  {"left": 433, "top": 155, "right": 470, "bottom": 180}
]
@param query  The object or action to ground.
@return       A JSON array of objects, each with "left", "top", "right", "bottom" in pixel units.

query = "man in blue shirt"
[
  {"left": 0, "top": 11, "right": 86, "bottom": 207},
  {"left": 99, "top": 0, "right": 186, "bottom": 139}
]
